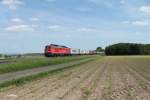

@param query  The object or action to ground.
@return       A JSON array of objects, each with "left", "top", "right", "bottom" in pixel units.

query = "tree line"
[{"left": 105, "top": 43, "right": 150, "bottom": 55}]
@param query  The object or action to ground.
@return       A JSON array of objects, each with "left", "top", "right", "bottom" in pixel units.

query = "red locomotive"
[{"left": 45, "top": 44, "right": 71, "bottom": 57}]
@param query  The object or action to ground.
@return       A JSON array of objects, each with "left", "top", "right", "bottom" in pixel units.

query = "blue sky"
[{"left": 0, "top": 0, "right": 150, "bottom": 53}]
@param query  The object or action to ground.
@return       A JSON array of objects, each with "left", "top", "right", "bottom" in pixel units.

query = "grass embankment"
[
  {"left": 0, "top": 57, "right": 100, "bottom": 90},
  {"left": 0, "top": 56, "right": 94, "bottom": 74}
]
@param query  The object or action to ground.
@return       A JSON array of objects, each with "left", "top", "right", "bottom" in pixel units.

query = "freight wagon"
[{"left": 71, "top": 49, "right": 80, "bottom": 55}]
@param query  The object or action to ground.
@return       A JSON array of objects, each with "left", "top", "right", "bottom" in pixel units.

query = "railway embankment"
[
  {"left": 0, "top": 56, "right": 93, "bottom": 74},
  {"left": 0, "top": 56, "right": 100, "bottom": 89}
]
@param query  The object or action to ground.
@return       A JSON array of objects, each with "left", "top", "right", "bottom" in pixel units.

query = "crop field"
[{"left": 0, "top": 56, "right": 150, "bottom": 100}]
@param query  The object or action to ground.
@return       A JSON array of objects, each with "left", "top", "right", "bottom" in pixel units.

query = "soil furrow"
[
  {"left": 0, "top": 60, "right": 99, "bottom": 100},
  {"left": 1, "top": 56, "right": 150, "bottom": 100},
  {"left": 36, "top": 60, "right": 101, "bottom": 100},
  {"left": 32, "top": 60, "right": 100, "bottom": 100},
  {"left": 124, "top": 62, "right": 150, "bottom": 99},
  {"left": 86, "top": 61, "right": 109, "bottom": 100},
  {"left": 19, "top": 61, "right": 93, "bottom": 99},
  {"left": 61, "top": 61, "right": 107, "bottom": 100}
]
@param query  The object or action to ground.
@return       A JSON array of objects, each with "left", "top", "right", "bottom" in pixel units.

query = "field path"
[
  {"left": 0, "top": 58, "right": 94, "bottom": 83},
  {"left": 0, "top": 56, "right": 150, "bottom": 100}
]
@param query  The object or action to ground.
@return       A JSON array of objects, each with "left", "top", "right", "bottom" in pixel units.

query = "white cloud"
[
  {"left": 48, "top": 25, "right": 64, "bottom": 31},
  {"left": 139, "top": 6, "right": 150, "bottom": 13},
  {"left": 78, "top": 28, "right": 96, "bottom": 32},
  {"left": 123, "top": 20, "right": 149, "bottom": 26},
  {"left": 1, "top": 0, "right": 24, "bottom": 9},
  {"left": 5, "top": 24, "right": 34, "bottom": 32},
  {"left": 132, "top": 20, "right": 149, "bottom": 26},
  {"left": 11, "top": 18, "right": 22, "bottom": 23}
]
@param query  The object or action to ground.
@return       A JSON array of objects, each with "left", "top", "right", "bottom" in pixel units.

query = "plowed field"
[{"left": 0, "top": 56, "right": 150, "bottom": 100}]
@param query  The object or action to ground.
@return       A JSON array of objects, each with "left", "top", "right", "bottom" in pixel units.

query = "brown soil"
[{"left": 0, "top": 56, "right": 150, "bottom": 100}]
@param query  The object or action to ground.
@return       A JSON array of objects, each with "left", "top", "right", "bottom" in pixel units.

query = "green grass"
[
  {"left": 0, "top": 55, "right": 95, "bottom": 74},
  {"left": 0, "top": 58, "right": 97, "bottom": 90}
]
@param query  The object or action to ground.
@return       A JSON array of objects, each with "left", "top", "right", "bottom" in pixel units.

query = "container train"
[{"left": 44, "top": 44, "right": 95, "bottom": 57}]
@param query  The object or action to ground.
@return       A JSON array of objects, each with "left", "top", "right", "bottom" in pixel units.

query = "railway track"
[{"left": 0, "top": 60, "right": 15, "bottom": 64}]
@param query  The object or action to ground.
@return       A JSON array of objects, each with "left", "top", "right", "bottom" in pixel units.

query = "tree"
[
  {"left": 105, "top": 43, "right": 150, "bottom": 55},
  {"left": 96, "top": 47, "right": 104, "bottom": 52}
]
